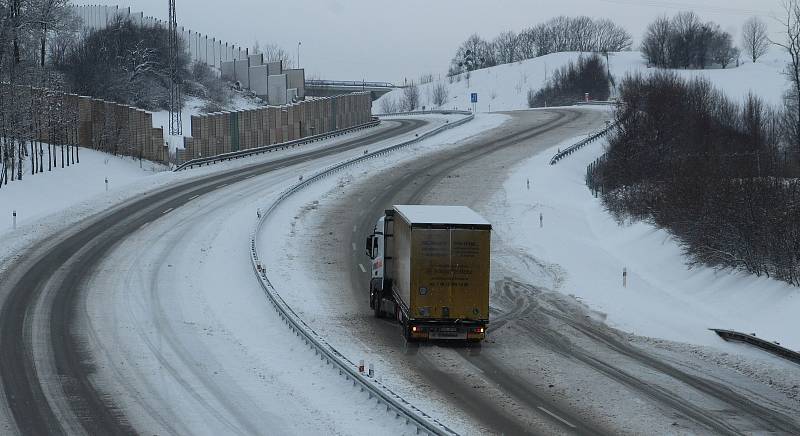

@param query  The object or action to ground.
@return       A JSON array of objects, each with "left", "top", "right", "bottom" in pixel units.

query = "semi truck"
[{"left": 365, "top": 205, "right": 491, "bottom": 342}]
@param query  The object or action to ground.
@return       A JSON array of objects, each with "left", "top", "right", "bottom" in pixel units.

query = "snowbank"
[
  {"left": 488, "top": 135, "right": 800, "bottom": 351},
  {"left": 376, "top": 49, "right": 790, "bottom": 113},
  {"left": 0, "top": 146, "right": 167, "bottom": 236}
]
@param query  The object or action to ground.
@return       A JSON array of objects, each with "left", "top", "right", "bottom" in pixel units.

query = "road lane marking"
[
  {"left": 352, "top": 243, "right": 357, "bottom": 251},
  {"left": 139, "top": 222, "right": 150, "bottom": 230},
  {"left": 353, "top": 225, "right": 357, "bottom": 233},
  {"left": 358, "top": 264, "right": 367, "bottom": 273},
  {"left": 188, "top": 194, "right": 200, "bottom": 200},
  {"left": 245, "top": 175, "right": 256, "bottom": 179},
  {"left": 162, "top": 208, "right": 173, "bottom": 215},
  {"left": 537, "top": 407, "right": 576, "bottom": 429},
  {"left": 383, "top": 184, "right": 392, "bottom": 191},
  {"left": 369, "top": 196, "right": 377, "bottom": 202},
  {"left": 217, "top": 183, "right": 229, "bottom": 188}
]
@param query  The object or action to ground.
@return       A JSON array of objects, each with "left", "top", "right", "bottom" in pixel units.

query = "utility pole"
[{"left": 168, "top": 0, "right": 183, "bottom": 135}]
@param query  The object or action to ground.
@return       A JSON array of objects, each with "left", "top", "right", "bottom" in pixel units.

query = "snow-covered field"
[
  {"left": 0, "top": 146, "right": 167, "bottom": 237},
  {"left": 487, "top": 132, "right": 800, "bottom": 351},
  {"left": 375, "top": 49, "right": 790, "bottom": 112}
]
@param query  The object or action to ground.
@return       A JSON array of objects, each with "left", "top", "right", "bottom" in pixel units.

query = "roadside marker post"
[
  {"left": 105, "top": 177, "right": 109, "bottom": 192},
  {"left": 12, "top": 210, "right": 16, "bottom": 230},
  {"left": 539, "top": 213, "right": 543, "bottom": 228},
  {"left": 623, "top": 268, "right": 628, "bottom": 287}
]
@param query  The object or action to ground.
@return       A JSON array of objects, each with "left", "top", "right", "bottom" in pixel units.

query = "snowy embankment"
[
  {"left": 375, "top": 49, "right": 790, "bottom": 112},
  {"left": 0, "top": 146, "right": 167, "bottom": 237},
  {"left": 489, "top": 134, "right": 800, "bottom": 352}
]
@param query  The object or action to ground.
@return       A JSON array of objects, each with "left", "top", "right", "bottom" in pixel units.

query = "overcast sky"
[{"left": 83, "top": 0, "right": 782, "bottom": 82}]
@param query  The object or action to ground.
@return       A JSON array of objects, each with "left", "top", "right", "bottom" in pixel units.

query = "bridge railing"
[{"left": 306, "top": 80, "right": 396, "bottom": 88}]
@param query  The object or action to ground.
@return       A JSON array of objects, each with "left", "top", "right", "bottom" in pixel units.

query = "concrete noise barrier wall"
[
  {"left": 177, "top": 92, "right": 372, "bottom": 164},
  {"left": 71, "top": 5, "right": 248, "bottom": 69},
  {"left": 0, "top": 83, "right": 167, "bottom": 163}
]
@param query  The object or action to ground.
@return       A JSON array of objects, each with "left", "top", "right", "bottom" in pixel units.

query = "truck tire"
[
  {"left": 401, "top": 318, "right": 413, "bottom": 342},
  {"left": 373, "top": 295, "right": 383, "bottom": 318}
]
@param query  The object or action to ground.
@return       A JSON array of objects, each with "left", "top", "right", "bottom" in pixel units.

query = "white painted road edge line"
[
  {"left": 537, "top": 406, "right": 576, "bottom": 429},
  {"left": 188, "top": 194, "right": 200, "bottom": 200},
  {"left": 358, "top": 264, "right": 366, "bottom": 273},
  {"left": 161, "top": 208, "right": 173, "bottom": 215}
]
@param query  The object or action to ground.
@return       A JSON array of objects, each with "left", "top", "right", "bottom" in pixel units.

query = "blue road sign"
[{"left": 471, "top": 93, "right": 478, "bottom": 103}]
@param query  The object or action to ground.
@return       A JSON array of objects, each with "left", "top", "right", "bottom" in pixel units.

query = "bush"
[
  {"left": 59, "top": 16, "right": 189, "bottom": 111},
  {"left": 400, "top": 83, "right": 420, "bottom": 112},
  {"left": 588, "top": 72, "right": 800, "bottom": 285},
  {"left": 529, "top": 54, "right": 610, "bottom": 107},
  {"left": 186, "top": 62, "right": 232, "bottom": 113},
  {"left": 642, "top": 12, "right": 738, "bottom": 69}
]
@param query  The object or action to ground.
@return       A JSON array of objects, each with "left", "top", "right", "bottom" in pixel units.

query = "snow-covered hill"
[{"left": 376, "top": 49, "right": 791, "bottom": 113}]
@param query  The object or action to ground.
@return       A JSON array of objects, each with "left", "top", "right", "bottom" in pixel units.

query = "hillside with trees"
[
  {"left": 586, "top": 2, "right": 800, "bottom": 286},
  {"left": 448, "top": 16, "right": 632, "bottom": 77},
  {"left": 528, "top": 54, "right": 610, "bottom": 107}
]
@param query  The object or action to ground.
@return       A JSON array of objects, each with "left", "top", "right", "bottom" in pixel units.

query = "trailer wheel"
[
  {"left": 373, "top": 296, "right": 383, "bottom": 318},
  {"left": 401, "top": 318, "right": 413, "bottom": 342}
]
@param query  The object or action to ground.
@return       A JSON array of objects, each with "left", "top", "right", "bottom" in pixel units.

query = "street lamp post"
[{"left": 297, "top": 41, "right": 302, "bottom": 69}]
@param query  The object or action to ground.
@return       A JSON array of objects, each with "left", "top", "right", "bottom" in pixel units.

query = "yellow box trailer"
[{"left": 366, "top": 205, "right": 491, "bottom": 342}]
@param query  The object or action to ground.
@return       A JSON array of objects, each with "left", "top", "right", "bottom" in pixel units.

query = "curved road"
[
  {"left": 294, "top": 108, "right": 800, "bottom": 435},
  {"left": 0, "top": 118, "right": 428, "bottom": 435}
]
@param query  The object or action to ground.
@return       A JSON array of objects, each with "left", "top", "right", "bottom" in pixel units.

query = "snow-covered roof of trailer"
[{"left": 394, "top": 205, "right": 491, "bottom": 226}]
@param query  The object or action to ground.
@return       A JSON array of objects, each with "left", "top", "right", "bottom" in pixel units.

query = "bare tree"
[
  {"left": 378, "top": 95, "right": 399, "bottom": 114},
  {"left": 493, "top": 31, "right": 519, "bottom": 64},
  {"left": 642, "top": 15, "right": 671, "bottom": 67},
  {"left": 742, "top": 17, "right": 770, "bottom": 63},
  {"left": 517, "top": 28, "right": 538, "bottom": 60},
  {"left": 711, "top": 31, "right": 739, "bottom": 68},
  {"left": 29, "top": 0, "right": 75, "bottom": 67},
  {"left": 431, "top": 81, "right": 449, "bottom": 107},
  {"left": 254, "top": 41, "right": 295, "bottom": 69},
  {"left": 400, "top": 82, "right": 420, "bottom": 112}
]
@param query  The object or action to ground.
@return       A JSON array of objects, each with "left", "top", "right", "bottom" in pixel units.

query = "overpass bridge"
[{"left": 305, "top": 80, "right": 399, "bottom": 101}]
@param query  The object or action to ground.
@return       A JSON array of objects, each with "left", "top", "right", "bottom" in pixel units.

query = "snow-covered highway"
[
  {"left": 263, "top": 108, "right": 800, "bottom": 435},
  {"left": 0, "top": 118, "right": 444, "bottom": 435}
]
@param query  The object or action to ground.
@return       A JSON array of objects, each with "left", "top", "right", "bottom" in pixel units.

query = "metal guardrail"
[
  {"left": 549, "top": 121, "right": 617, "bottom": 165},
  {"left": 711, "top": 329, "right": 800, "bottom": 365},
  {"left": 375, "top": 110, "right": 472, "bottom": 118},
  {"left": 174, "top": 118, "right": 381, "bottom": 171},
  {"left": 306, "top": 80, "right": 397, "bottom": 88},
  {"left": 575, "top": 101, "right": 619, "bottom": 106},
  {"left": 250, "top": 111, "right": 474, "bottom": 435}
]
